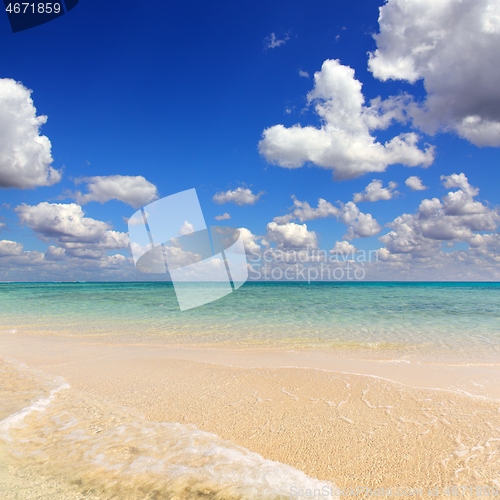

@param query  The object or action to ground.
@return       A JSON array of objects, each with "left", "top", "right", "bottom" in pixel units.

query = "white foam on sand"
[{"left": 0, "top": 357, "right": 339, "bottom": 500}]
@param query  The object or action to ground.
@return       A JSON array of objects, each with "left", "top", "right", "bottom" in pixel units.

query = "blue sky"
[{"left": 1, "top": 0, "right": 499, "bottom": 281}]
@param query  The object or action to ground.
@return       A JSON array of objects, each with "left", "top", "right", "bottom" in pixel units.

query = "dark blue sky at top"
[{"left": 0, "top": 0, "right": 498, "bottom": 257}]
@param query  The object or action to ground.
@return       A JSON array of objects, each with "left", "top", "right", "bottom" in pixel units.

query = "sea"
[
  {"left": 1, "top": 281, "right": 499, "bottom": 499},
  {"left": 1, "top": 281, "right": 499, "bottom": 363}
]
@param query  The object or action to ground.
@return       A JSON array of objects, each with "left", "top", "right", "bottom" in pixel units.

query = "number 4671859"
[{"left": 5, "top": 3, "right": 61, "bottom": 14}]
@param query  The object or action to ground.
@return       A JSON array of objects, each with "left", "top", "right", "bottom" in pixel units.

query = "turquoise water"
[
  {"left": 1, "top": 282, "right": 500, "bottom": 499},
  {"left": 1, "top": 281, "right": 499, "bottom": 363}
]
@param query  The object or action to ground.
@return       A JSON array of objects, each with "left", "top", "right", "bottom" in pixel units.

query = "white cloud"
[
  {"left": 0, "top": 222, "right": 5, "bottom": 230},
  {"left": 339, "top": 202, "right": 383, "bottom": 240},
  {"left": 0, "top": 240, "right": 135, "bottom": 282},
  {"left": 266, "top": 221, "right": 318, "bottom": 250},
  {"left": 74, "top": 175, "right": 159, "bottom": 208},
  {"left": 264, "top": 32, "right": 290, "bottom": 49},
  {"left": 299, "top": 70, "right": 309, "bottom": 78},
  {"left": 0, "top": 79, "right": 61, "bottom": 189},
  {"left": 468, "top": 233, "right": 500, "bottom": 252},
  {"left": 273, "top": 196, "right": 339, "bottom": 224},
  {"left": 213, "top": 187, "right": 264, "bottom": 206},
  {"left": 259, "top": 59, "right": 434, "bottom": 180},
  {"left": 368, "top": 0, "right": 500, "bottom": 146},
  {"left": 164, "top": 255, "right": 229, "bottom": 282},
  {"left": 0, "top": 239, "right": 23, "bottom": 256},
  {"left": 405, "top": 176, "right": 428, "bottom": 191},
  {"left": 379, "top": 173, "right": 500, "bottom": 257},
  {"left": 162, "top": 245, "right": 202, "bottom": 270},
  {"left": 44, "top": 245, "right": 66, "bottom": 261},
  {"left": 353, "top": 179, "right": 398, "bottom": 202},
  {"left": 237, "top": 227, "right": 262, "bottom": 255},
  {"left": 368, "top": 244, "right": 500, "bottom": 281},
  {"left": 0, "top": 243, "right": 45, "bottom": 270},
  {"left": 112, "top": 180, "right": 497, "bottom": 282},
  {"left": 126, "top": 211, "right": 147, "bottom": 226},
  {"left": 178, "top": 221, "right": 195, "bottom": 236},
  {"left": 329, "top": 240, "right": 359, "bottom": 257},
  {"left": 15, "top": 202, "right": 129, "bottom": 259},
  {"left": 215, "top": 213, "right": 231, "bottom": 221},
  {"left": 273, "top": 196, "right": 382, "bottom": 240},
  {"left": 17, "top": 202, "right": 109, "bottom": 242},
  {"left": 440, "top": 173, "right": 490, "bottom": 216},
  {"left": 441, "top": 172, "right": 477, "bottom": 192}
]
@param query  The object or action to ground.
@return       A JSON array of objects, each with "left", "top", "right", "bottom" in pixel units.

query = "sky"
[{"left": 1, "top": 0, "right": 499, "bottom": 282}]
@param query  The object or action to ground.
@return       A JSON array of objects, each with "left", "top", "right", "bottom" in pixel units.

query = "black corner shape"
[
  {"left": 4, "top": 0, "right": 79, "bottom": 33},
  {"left": 63, "top": 0, "right": 77, "bottom": 12}
]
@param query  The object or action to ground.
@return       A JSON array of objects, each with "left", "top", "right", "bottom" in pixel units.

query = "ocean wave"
[{"left": 0, "top": 358, "right": 337, "bottom": 500}]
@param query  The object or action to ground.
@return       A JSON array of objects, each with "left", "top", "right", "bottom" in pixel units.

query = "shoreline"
[
  {"left": 1, "top": 331, "right": 500, "bottom": 497},
  {"left": 1, "top": 331, "right": 500, "bottom": 400}
]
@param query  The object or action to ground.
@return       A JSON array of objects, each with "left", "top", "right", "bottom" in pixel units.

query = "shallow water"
[
  {"left": 1, "top": 282, "right": 499, "bottom": 363},
  {"left": 0, "top": 358, "right": 336, "bottom": 499},
  {"left": 1, "top": 281, "right": 500, "bottom": 499},
  {"left": 1, "top": 356, "right": 500, "bottom": 500}
]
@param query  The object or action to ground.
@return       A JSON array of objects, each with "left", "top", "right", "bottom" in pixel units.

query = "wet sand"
[{"left": 1, "top": 332, "right": 500, "bottom": 498}]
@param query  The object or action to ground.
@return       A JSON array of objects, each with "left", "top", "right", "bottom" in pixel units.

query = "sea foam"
[{"left": 0, "top": 358, "right": 338, "bottom": 500}]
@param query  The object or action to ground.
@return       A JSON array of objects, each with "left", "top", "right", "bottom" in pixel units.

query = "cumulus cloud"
[
  {"left": 264, "top": 32, "right": 290, "bottom": 49},
  {"left": 251, "top": 174, "right": 500, "bottom": 280},
  {"left": 440, "top": 173, "right": 490, "bottom": 216},
  {"left": 368, "top": 0, "right": 500, "bottom": 146},
  {"left": 213, "top": 187, "right": 264, "bottom": 206},
  {"left": 0, "top": 241, "right": 45, "bottom": 272},
  {"left": 379, "top": 173, "right": 500, "bottom": 257},
  {"left": 17, "top": 202, "right": 111, "bottom": 242},
  {"left": 353, "top": 179, "right": 398, "bottom": 202},
  {"left": 339, "top": 202, "right": 383, "bottom": 240},
  {"left": 0, "top": 79, "right": 61, "bottom": 189},
  {"left": 266, "top": 221, "right": 318, "bottom": 250},
  {"left": 405, "top": 176, "right": 428, "bottom": 191},
  {"left": 73, "top": 175, "right": 159, "bottom": 208},
  {"left": 259, "top": 59, "right": 434, "bottom": 180},
  {"left": 273, "top": 196, "right": 339, "bottom": 224},
  {"left": 178, "top": 221, "right": 195, "bottom": 236},
  {"left": 237, "top": 227, "right": 262, "bottom": 255},
  {"left": 329, "top": 240, "right": 359, "bottom": 257},
  {"left": 273, "top": 196, "right": 382, "bottom": 240},
  {"left": 161, "top": 245, "right": 202, "bottom": 270},
  {"left": 126, "top": 211, "right": 147, "bottom": 226},
  {"left": 215, "top": 213, "right": 231, "bottom": 221},
  {"left": 0, "top": 239, "right": 23, "bottom": 256},
  {"left": 15, "top": 202, "right": 129, "bottom": 259},
  {"left": 299, "top": 70, "right": 309, "bottom": 78},
  {"left": 369, "top": 242, "right": 500, "bottom": 281},
  {"left": 44, "top": 245, "right": 66, "bottom": 261},
  {"left": 0, "top": 239, "right": 134, "bottom": 282},
  {"left": 163, "top": 255, "right": 230, "bottom": 282}
]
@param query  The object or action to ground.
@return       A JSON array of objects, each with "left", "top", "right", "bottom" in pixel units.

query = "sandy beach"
[{"left": 1, "top": 331, "right": 500, "bottom": 499}]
